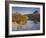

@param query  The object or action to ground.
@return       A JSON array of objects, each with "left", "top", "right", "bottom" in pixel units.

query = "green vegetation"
[{"left": 24, "top": 14, "right": 40, "bottom": 22}]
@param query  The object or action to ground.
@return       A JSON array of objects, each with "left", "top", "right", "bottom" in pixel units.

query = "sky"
[{"left": 12, "top": 7, "right": 40, "bottom": 14}]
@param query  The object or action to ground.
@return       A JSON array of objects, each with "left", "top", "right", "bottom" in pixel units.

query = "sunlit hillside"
[{"left": 12, "top": 13, "right": 29, "bottom": 24}]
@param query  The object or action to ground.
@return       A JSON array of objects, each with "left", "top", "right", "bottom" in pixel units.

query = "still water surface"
[{"left": 12, "top": 20, "right": 40, "bottom": 31}]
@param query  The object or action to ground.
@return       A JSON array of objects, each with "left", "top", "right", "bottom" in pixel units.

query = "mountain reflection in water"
[{"left": 12, "top": 20, "right": 40, "bottom": 31}]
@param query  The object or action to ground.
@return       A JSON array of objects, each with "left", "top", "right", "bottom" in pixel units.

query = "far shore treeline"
[{"left": 12, "top": 12, "right": 40, "bottom": 22}]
